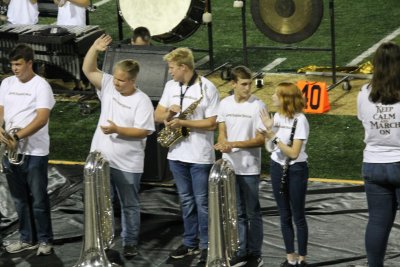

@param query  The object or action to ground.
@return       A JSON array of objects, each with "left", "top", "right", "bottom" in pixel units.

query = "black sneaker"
[
  {"left": 281, "top": 260, "right": 297, "bottom": 267},
  {"left": 247, "top": 255, "right": 264, "bottom": 267},
  {"left": 169, "top": 244, "right": 200, "bottom": 259},
  {"left": 230, "top": 254, "right": 248, "bottom": 267},
  {"left": 123, "top": 245, "right": 138, "bottom": 257},
  {"left": 198, "top": 249, "right": 207, "bottom": 263},
  {"left": 298, "top": 261, "right": 308, "bottom": 267}
]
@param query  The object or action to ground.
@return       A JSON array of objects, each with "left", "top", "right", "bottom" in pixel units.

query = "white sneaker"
[
  {"left": 36, "top": 242, "right": 53, "bottom": 256},
  {"left": 6, "top": 241, "right": 38, "bottom": 253}
]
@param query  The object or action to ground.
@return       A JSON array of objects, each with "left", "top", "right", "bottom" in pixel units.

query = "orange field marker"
[{"left": 297, "top": 80, "right": 331, "bottom": 114}]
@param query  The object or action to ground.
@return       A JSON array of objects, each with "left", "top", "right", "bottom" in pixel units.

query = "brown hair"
[
  {"left": 231, "top": 65, "right": 252, "bottom": 81},
  {"left": 9, "top": 43, "right": 34, "bottom": 62},
  {"left": 370, "top": 42, "right": 400, "bottom": 104},
  {"left": 163, "top": 47, "right": 194, "bottom": 70},
  {"left": 276, "top": 82, "right": 306, "bottom": 118}
]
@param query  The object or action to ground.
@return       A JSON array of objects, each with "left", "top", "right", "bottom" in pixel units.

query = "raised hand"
[
  {"left": 260, "top": 107, "right": 273, "bottom": 131},
  {"left": 93, "top": 34, "right": 112, "bottom": 52}
]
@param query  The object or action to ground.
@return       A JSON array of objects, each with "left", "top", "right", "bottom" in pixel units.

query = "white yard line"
[
  {"left": 93, "top": 0, "right": 112, "bottom": 7},
  {"left": 347, "top": 26, "right": 400, "bottom": 66},
  {"left": 195, "top": 56, "right": 210, "bottom": 68},
  {"left": 261, "top": 57, "right": 287, "bottom": 72}
]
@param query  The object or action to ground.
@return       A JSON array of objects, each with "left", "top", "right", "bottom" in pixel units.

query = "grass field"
[{"left": 41, "top": 0, "right": 400, "bottom": 180}]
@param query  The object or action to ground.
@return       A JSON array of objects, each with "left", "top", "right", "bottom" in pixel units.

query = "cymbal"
[{"left": 251, "top": 0, "right": 324, "bottom": 44}]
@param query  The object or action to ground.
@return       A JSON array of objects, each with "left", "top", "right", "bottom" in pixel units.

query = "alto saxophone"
[{"left": 157, "top": 94, "right": 203, "bottom": 148}]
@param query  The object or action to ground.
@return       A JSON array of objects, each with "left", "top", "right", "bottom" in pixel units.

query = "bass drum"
[{"left": 118, "top": 0, "right": 205, "bottom": 44}]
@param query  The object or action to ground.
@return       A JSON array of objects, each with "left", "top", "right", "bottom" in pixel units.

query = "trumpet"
[{"left": 0, "top": 127, "right": 27, "bottom": 173}]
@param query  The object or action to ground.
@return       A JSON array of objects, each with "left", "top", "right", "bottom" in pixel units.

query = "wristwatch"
[{"left": 272, "top": 136, "right": 280, "bottom": 145}]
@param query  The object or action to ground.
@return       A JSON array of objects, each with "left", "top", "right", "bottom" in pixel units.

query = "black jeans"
[{"left": 270, "top": 160, "right": 309, "bottom": 256}]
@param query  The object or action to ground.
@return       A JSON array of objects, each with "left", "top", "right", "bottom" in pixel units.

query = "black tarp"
[{"left": 0, "top": 164, "right": 399, "bottom": 267}]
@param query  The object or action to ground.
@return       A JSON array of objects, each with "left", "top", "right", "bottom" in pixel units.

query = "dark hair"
[
  {"left": 231, "top": 65, "right": 252, "bottom": 81},
  {"left": 132, "top": 27, "right": 151, "bottom": 43},
  {"left": 369, "top": 42, "right": 400, "bottom": 104},
  {"left": 9, "top": 44, "right": 34, "bottom": 62}
]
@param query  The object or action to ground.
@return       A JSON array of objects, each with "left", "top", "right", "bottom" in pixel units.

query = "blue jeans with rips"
[
  {"left": 110, "top": 167, "right": 142, "bottom": 246},
  {"left": 5, "top": 155, "right": 53, "bottom": 244},
  {"left": 270, "top": 160, "right": 308, "bottom": 256},
  {"left": 362, "top": 162, "right": 400, "bottom": 267},
  {"left": 236, "top": 175, "right": 263, "bottom": 258},
  {"left": 168, "top": 160, "right": 212, "bottom": 250}
]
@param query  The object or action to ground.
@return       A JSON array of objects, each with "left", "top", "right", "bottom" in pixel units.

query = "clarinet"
[{"left": 279, "top": 118, "right": 298, "bottom": 195}]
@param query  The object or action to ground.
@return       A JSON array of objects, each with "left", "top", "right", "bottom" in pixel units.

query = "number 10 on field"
[{"left": 297, "top": 80, "right": 331, "bottom": 114}]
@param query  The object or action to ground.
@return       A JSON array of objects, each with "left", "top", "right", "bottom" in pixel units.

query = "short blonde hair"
[
  {"left": 114, "top": 59, "right": 140, "bottom": 79},
  {"left": 276, "top": 82, "right": 306, "bottom": 118},
  {"left": 163, "top": 47, "right": 194, "bottom": 70}
]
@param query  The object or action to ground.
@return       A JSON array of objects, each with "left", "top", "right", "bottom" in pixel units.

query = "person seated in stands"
[
  {"left": 5, "top": 0, "right": 39, "bottom": 25},
  {"left": 54, "top": 0, "right": 89, "bottom": 26},
  {"left": 131, "top": 26, "right": 151, "bottom": 46}
]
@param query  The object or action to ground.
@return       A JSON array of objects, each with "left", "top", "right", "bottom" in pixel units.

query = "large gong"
[
  {"left": 251, "top": 0, "right": 324, "bottom": 44},
  {"left": 118, "top": 0, "right": 205, "bottom": 43}
]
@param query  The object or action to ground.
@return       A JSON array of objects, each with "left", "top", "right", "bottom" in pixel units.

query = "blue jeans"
[
  {"left": 270, "top": 160, "right": 308, "bottom": 256},
  {"left": 362, "top": 162, "right": 400, "bottom": 267},
  {"left": 236, "top": 175, "right": 263, "bottom": 257},
  {"left": 168, "top": 160, "right": 212, "bottom": 250},
  {"left": 110, "top": 168, "right": 142, "bottom": 246},
  {"left": 5, "top": 155, "right": 53, "bottom": 244}
]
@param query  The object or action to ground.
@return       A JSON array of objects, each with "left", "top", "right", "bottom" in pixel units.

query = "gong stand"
[
  {"left": 116, "top": 1, "right": 214, "bottom": 69},
  {"left": 242, "top": 0, "right": 337, "bottom": 83}
]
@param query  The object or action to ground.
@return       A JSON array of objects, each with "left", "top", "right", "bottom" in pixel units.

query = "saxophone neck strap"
[{"left": 179, "top": 72, "right": 201, "bottom": 108}]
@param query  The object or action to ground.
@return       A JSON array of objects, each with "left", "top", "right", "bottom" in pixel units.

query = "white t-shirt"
[
  {"left": 357, "top": 84, "right": 400, "bottom": 163},
  {"left": 0, "top": 75, "right": 55, "bottom": 156},
  {"left": 217, "top": 95, "right": 266, "bottom": 175},
  {"left": 158, "top": 76, "right": 219, "bottom": 164},
  {"left": 56, "top": 2, "right": 86, "bottom": 26},
  {"left": 7, "top": 0, "right": 39, "bottom": 25},
  {"left": 270, "top": 113, "right": 309, "bottom": 165},
  {"left": 90, "top": 73, "right": 155, "bottom": 173}
]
